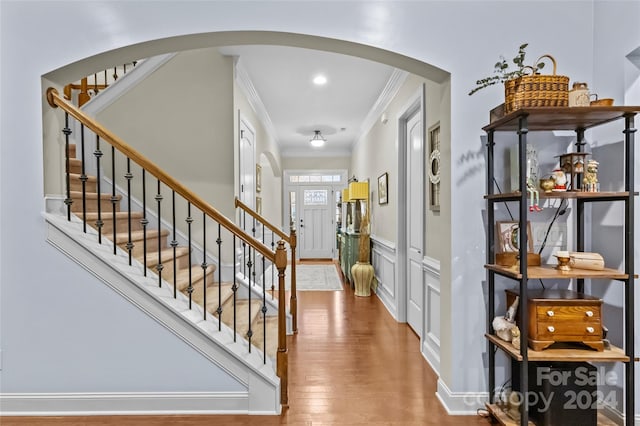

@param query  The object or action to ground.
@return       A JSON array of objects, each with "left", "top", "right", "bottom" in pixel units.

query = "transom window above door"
[{"left": 289, "top": 174, "right": 342, "bottom": 183}]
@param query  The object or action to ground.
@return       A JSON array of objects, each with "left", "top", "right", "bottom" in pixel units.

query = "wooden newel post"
[
  {"left": 275, "top": 240, "right": 288, "bottom": 407},
  {"left": 289, "top": 229, "right": 298, "bottom": 334}
]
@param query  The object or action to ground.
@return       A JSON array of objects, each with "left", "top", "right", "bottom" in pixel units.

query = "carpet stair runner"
[{"left": 67, "top": 143, "right": 278, "bottom": 360}]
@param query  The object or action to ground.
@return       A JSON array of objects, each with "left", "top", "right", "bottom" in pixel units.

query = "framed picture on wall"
[
  {"left": 378, "top": 172, "right": 388, "bottom": 205},
  {"left": 496, "top": 220, "right": 533, "bottom": 253},
  {"left": 256, "top": 164, "right": 262, "bottom": 193}
]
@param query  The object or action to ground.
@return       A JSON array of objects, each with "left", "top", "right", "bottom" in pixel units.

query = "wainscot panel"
[
  {"left": 422, "top": 256, "right": 441, "bottom": 374},
  {"left": 370, "top": 235, "right": 398, "bottom": 320}
]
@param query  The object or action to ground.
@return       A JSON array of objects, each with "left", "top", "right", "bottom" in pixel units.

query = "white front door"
[
  {"left": 406, "top": 109, "right": 424, "bottom": 335},
  {"left": 239, "top": 117, "right": 256, "bottom": 210},
  {"left": 298, "top": 186, "right": 334, "bottom": 259}
]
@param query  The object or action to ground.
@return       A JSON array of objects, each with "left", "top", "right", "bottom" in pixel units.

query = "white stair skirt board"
[
  {"left": 40, "top": 213, "right": 281, "bottom": 415},
  {"left": 265, "top": 264, "right": 343, "bottom": 291}
]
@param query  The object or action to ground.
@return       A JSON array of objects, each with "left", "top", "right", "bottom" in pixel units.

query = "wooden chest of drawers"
[{"left": 506, "top": 289, "right": 604, "bottom": 352}]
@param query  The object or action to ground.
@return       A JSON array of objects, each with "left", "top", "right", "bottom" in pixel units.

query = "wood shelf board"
[
  {"left": 485, "top": 191, "right": 633, "bottom": 201},
  {"left": 483, "top": 106, "right": 640, "bottom": 132},
  {"left": 485, "top": 264, "right": 630, "bottom": 280},
  {"left": 485, "top": 403, "right": 617, "bottom": 426},
  {"left": 486, "top": 334, "right": 630, "bottom": 362}
]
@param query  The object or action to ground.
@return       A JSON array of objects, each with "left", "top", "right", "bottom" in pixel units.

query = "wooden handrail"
[
  {"left": 235, "top": 196, "right": 298, "bottom": 333},
  {"left": 235, "top": 197, "right": 290, "bottom": 243},
  {"left": 47, "top": 87, "right": 276, "bottom": 262}
]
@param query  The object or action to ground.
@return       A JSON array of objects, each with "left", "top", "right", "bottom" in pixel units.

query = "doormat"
[{"left": 284, "top": 264, "right": 343, "bottom": 291}]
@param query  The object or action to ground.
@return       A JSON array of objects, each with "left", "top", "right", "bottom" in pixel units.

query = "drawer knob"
[
  {"left": 547, "top": 326, "right": 555, "bottom": 333},
  {"left": 586, "top": 327, "right": 595, "bottom": 333},
  {"left": 585, "top": 311, "right": 594, "bottom": 317},
  {"left": 546, "top": 310, "right": 554, "bottom": 317}
]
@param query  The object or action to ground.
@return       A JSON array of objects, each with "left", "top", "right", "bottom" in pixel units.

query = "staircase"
[
  {"left": 46, "top": 86, "right": 289, "bottom": 409},
  {"left": 65, "top": 140, "right": 280, "bottom": 360}
]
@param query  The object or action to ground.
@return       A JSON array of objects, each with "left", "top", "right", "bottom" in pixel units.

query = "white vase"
[{"left": 352, "top": 261, "right": 374, "bottom": 297}]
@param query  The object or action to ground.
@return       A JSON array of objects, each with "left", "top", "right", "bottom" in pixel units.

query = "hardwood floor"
[{"left": 2, "top": 262, "right": 491, "bottom": 425}]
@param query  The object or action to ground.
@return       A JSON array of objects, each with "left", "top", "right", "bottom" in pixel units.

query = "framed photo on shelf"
[
  {"left": 496, "top": 220, "right": 533, "bottom": 252},
  {"left": 378, "top": 172, "right": 388, "bottom": 205},
  {"left": 256, "top": 164, "right": 262, "bottom": 193}
]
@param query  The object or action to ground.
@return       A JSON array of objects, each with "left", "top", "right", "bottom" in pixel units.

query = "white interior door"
[
  {"left": 299, "top": 186, "right": 333, "bottom": 259},
  {"left": 406, "top": 109, "right": 424, "bottom": 335},
  {"left": 239, "top": 117, "right": 256, "bottom": 210}
]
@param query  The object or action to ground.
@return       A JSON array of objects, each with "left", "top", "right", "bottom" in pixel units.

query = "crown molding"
[
  {"left": 354, "top": 68, "right": 409, "bottom": 152},
  {"left": 234, "top": 58, "right": 279, "bottom": 145}
]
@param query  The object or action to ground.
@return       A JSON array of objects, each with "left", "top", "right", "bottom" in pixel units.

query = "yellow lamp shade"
[
  {"left": 349, "top": 181, "right": 369, "bottom": 200},
  {"left": 342, "top": 188, "right": 350, "bottom": 203}
]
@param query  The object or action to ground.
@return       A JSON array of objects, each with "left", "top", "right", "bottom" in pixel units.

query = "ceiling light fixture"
[
  {"left": 309, "top": 130, "right": 326, "bottom": 147},
  {"left": 313, "top": 75, "right": 327, "bottom": 85}
]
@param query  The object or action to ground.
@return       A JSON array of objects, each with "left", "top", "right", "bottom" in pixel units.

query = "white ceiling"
[{"left": 218, "top": 45, "right": 397, "bottom": 158}]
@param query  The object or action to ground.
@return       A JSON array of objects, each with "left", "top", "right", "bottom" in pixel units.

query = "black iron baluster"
[
  {"left": 186, "top": 202, "right": 193, "bottom": 308},
  {"left": 216, "top": 223, "right": 222, "bottom": 329},
  {"left": 94, "top": 135, "right": 103, "bottom": 243},
  {"left": 62, "top": 113, "right": 72, "bottom": 221},
  {"left": 93, "top": 73, "right": 98, "bottom": 94},
  {"left": 262, "top": 224, "right": 267, "bottom": 364},
  {"left": 171, "top": 191, "right": 178, "bottom": 299},
  {"left": 247, "top": 245, "right": 253, "bottom": 352},
  {"left": 252, "top": 217, "right": 257, "bottom": 286},
  {"left": 155, "top": 180, "right": 163, "bottom": 286},
  {"left": 242, "top": 211, "right": 247, "bottom": 278},
  {"left": 141, "top": 170, "right": 148, "bottom": 276},
  {"left": 201, "top": 213, "right": 208, "bottom": 320},
  {"left": 125, "top": 158, "right": 133, "bottom": 265},
  {"left": 79, "top": 124, "right": 87, "bottom": 233},
  {"left": 111, "top": 146, "right": 117, "bottom": 255},
  {"left": 232, "top": 235, "right": 237, "bottom": 340},
  {"left": 113, "top": 66, "right": 118, "bottom": 81},
  {"left": 271, "top": 231, "right": 275, "bottom": 293}
]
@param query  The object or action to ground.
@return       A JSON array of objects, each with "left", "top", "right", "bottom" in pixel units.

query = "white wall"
[{"left": 1, "top": 0, "right": 639, "bottom": 417}]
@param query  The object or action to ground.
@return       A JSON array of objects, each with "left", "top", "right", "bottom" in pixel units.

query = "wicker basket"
[{"left": 504, "top": 54, "right": 569, "bottom": 114}]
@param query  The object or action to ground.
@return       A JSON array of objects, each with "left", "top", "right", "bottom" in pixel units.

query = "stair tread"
[
  {"left": 114, "top": 228, "right": 168, "bottom": 243},
  {"left": 80, "top": 211, "right": 144, "bottom": 219},
  {"left": 70, "top": 191, "right": 122, "bottom": 200},
  {"left": 185, "top": 282, "right": 234, "bottom": 310},
  {"left": 252, "top": 315, "right": 279, "bottom": 359},
  {"left": 174, "top": 264, "right": 216, "bottom": 291},
  {"left": 219, "top": 298, "right": 263, "bottom": 339},
  {"left": 69, "top": 173, "right": 97, "bottom": 181},
  {"left": 144, "top": 246, "right": 190, "bottom": 264}
]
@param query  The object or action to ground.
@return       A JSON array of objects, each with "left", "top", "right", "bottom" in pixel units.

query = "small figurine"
[
  {"left": 583, "top": 159, "right": 599, "bottom": 192},
  {"left": 492, "top": 296, "right": 520, "bottom": 342},
  {"left": 527, "top": 177, "right": 541, "bottom": 212},
  {"left": 510, "top": 326, "right": 521, "bottom": 350},
  {"left": 551, "top": 168, "right": 567, "bottom": 191}
]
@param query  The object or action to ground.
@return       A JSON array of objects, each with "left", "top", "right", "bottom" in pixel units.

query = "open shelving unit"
[{"left": 483, "top": 107, "right": 638, "bottom": 426}]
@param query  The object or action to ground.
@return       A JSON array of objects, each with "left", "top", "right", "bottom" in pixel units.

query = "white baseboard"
[
  {"left": 0, "top": 391, "right": 250, "bottom": 415},
  {"left": 421, "top": 340, "right": 440, "bottom": 375},
  {"left": 436, "top": 379, "right": 487, "bottom": 415}
]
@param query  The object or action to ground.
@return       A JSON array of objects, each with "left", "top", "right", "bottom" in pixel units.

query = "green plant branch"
[{"left": 468, "top": 43, "right": 545, "bottom": 96}]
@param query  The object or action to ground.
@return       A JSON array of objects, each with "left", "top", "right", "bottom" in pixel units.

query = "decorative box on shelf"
[{"left": 506, "top": 288, "right": 604, "bottom": 352}]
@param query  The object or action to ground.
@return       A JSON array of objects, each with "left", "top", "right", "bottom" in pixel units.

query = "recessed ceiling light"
[{"left": 313, "top": 75, "right": 327, "bottom": 85}]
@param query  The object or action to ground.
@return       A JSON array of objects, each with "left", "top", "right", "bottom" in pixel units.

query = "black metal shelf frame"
[{"left": 484, "top": 110, "right": 636, "bottom": 426}]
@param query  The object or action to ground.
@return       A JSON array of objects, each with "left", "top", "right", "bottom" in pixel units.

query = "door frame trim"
[
  {"left": 282, "top": 169, "right": 348, "bottom": 259},
  {"left": 238, "top": 113, "right": 257, "bottom": 210},
  {"left": 396, "top": 85, "right": 425, "bottom": 324}
]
